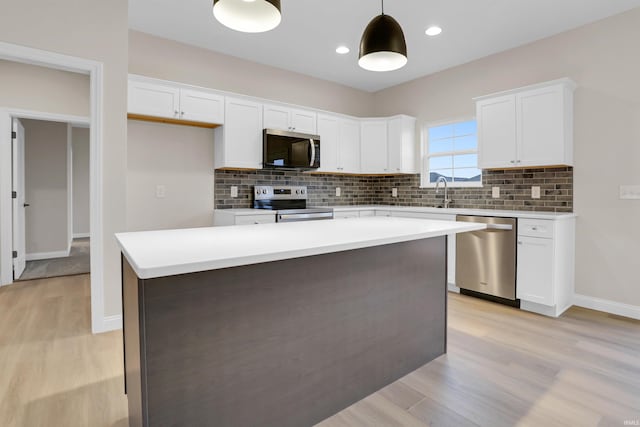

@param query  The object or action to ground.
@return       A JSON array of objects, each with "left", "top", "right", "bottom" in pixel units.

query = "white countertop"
[
  {"left": 215, "top": 205, "right": 575, "bottom": 220},
  {"left": 116, "top": 217, "right": 485, "bottom": 279},
  {"left": 328, "top": 205, "right": 576, "bottom": 220}
]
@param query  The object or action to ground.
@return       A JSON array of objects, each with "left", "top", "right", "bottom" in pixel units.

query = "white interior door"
[{"left": 12, "top": 119, "right": 26, "bottom": 279}]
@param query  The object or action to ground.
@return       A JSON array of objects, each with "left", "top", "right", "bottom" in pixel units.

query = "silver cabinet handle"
[
  {"left": 174, "top": 110, "right": 179, "bottom": 115},
  {"left": 180, "top": 111, "right": 185, "bottom": 115},
  {"left": 510, "top": 160, "right": 515, "bottom": 164},
  {"left": 531, "top": 226, "right": 538, "bottom": 231},
  {"left": 518, "top": 241, "right": 523, "bottom": 245}
]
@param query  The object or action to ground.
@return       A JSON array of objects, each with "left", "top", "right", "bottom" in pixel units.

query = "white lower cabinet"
[
  {"left": 333, "top": 211, "right": 360, "bottom": 219},
  {"left": 214, "top": 211, "right": 275, "bottom": 226},
  {"left": 516, "top": 218, "right": 575, "bottom": 317}
]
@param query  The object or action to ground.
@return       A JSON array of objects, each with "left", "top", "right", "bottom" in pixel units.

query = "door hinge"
[
  {"left": 11, "top": 131, "right": 16, "bottom": 139},
  {"left": 12, "top": 251, "right": 18, "bottom": 259},
  {"left": 12, "top": 191, "right": 17, "bottom": 199}
]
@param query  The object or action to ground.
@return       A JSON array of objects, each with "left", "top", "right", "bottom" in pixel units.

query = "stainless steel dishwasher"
[{"left": 455, "top": 215, "right": 519, "bottom": 306}]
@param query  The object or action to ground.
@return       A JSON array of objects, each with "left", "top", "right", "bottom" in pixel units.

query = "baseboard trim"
[
  {"left": 73, "top": 232, "right": 90, "bottom": 239},
  {"left": 573, "top": 294, "right": 640, "bottom": 320},
  {"left": 26, "top": 249, "right": 70, "bottom": 261},
  {"left": 447, "top": 283, "right": 460, "bottom": 293},
  {"left": 94, "top": 314, "right": 122, "bottom": 333}
]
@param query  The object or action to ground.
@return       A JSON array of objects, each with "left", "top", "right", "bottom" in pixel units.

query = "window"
[{"left": 421, "top": 119, "right": 482, "bottom": 187}]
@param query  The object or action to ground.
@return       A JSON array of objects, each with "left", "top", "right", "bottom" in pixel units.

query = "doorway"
[
  {"left": 0, "top": 42, "right": 110, "bottom": 333},
  {"left": 12, "top": 118, "right": 91, "bottom": 281}
]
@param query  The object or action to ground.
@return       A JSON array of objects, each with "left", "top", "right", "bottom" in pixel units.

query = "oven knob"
[
  {"left": 296, "top": 190, "right": 300, "bottom": 194},
  {"left": 301, "top": 189, "right": 306, "bottom": 194}
]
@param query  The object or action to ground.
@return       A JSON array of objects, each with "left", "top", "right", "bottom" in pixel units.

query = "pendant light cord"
[{"left": 381, "top": 0, "right": 385, "bottom": 15}]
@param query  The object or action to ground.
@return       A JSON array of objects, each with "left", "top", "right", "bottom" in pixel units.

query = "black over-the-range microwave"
[{"left": 263, "top": 129, "right": 320, "bottom": 170}]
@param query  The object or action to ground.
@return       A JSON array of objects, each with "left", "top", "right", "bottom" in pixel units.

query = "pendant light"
[
  {"left": 359, "top": 0, "right": 407, "bottom": 72},
  {"left": 212, "top": 0, "right": 282, "bottom": 33}
]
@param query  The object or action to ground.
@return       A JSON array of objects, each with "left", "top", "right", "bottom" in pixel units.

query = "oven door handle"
[
  {"left": 309, "top": 139, "right": 316, "bottom": 167},
  {"left": 278, "top": 212, "right": 333, "bottom": 222}
]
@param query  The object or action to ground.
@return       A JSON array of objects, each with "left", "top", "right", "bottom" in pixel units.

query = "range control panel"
[{"left": 254, "top": 186, "right": 308, "bottom": 200}]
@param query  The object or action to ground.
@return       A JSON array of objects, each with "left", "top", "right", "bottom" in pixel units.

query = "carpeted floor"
[{"left": 17, "top": 238, "right": 90, "bottom": 281}]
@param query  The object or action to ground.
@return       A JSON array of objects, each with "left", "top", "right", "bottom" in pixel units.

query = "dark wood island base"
[{"left": 123, "top": 236, "right": 447, "bottom": 427}]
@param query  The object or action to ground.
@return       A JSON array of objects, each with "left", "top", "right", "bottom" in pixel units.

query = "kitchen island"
[{"left": 116, "top": 217, "right": 484, "bottom": 427}]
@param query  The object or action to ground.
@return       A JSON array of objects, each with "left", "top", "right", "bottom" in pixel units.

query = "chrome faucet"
[{"left": 435, "top": 176, "right": 452, "bottom": 209}]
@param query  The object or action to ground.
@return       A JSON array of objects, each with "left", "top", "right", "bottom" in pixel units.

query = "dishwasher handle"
[{"left": 485, "top": 223, "right": 513, "bottom": 231}]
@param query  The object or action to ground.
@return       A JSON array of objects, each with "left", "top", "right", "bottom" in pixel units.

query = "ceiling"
[{"left": 129, "top": 0, "right": 640, "bottom": 92}]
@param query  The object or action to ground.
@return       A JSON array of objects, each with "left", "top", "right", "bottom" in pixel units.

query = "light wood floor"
[{"left": 1, "top": 275, "right": 638, "bottom": 427}]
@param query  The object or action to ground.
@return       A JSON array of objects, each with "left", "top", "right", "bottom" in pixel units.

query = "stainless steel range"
[{"left": 253, "top": 186, "right": 333, "bottom": 222}]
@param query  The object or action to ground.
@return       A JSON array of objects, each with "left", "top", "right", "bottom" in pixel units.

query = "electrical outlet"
[
  {"left": 531, "top": 186, "right": 541, "bottom": 199},
  {"left": 156, "top": 185, "right": 166, "bottom": 199},
  {"left": 336, "top": 187, "right": 341, "bottom": 197},
  {"left": 492, "top": 187, "right": 500, "bottom": 198},
  {"left": 392, "top": 188, "right": 398, "bottom": 198},
  {"left": 230, "top": 186, "right": 238, "bottom": 198}
]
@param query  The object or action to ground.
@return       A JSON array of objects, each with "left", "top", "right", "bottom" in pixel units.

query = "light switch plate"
[
  {"left": 392, "top": 188, "right": 398, "bottom": 198},
  {"left": 531, "top": 186, "right": 541, "bottom": 199},
  {"left": 336, "top": 187, "right": 341, "bottom": 197},
  {"left": 230, "top": 186, "right": 238, "bottom": 198},
  {"left": 156, "top": 185, "right": 166, "bottom": 199},
  {"left": 492, "top": 187, "right": 500, "bottom": 198},
  {"left": 620, "top": 185, "right": 640, "bottom": 199}
]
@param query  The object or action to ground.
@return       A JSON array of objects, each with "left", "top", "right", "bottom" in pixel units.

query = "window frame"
[{"left": 420, "top": 117, "right": 483, "bottom": 189}]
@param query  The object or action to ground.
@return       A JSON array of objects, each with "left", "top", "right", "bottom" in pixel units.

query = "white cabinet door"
[
  {"left": 517, "top": 236, "right": 554, "bottom": 305},
  {"left": 290, "top": 108, "right": 317, "bottom": 134},
  {"left": 215, "top": 97, "right": 263, "bottom": 169},
  {"left": 179, "top": 89, "right": 225, "bottom": 124},
  {"left": 517, "top": 86, "right": 565, "bottom": 167},
  {"left": 360, "top": 120, "right": 388, "bottom": 174},
  {"left": 339, "top": 119, "right": 361, "bottom": 173},
  {"left": 334, "top": 211, "right": 360, "bottom": 219},
  {"left": 128, "top": 80, "right": 180, "bottom": 119},
  {"left": 263, "top": 104, "right": 290, "bottom": 131},
  {"left": 235, "top": 215, "right": 276, "bottom": 225},
  {"left": 477, "top": 94, "right": 517, "bottom": 169},
  {"left": 387, "top": 116, "right": 416, "bottom": 173},
  {"left": 317, "top": 115, "right": 339, "bottom": 172}
]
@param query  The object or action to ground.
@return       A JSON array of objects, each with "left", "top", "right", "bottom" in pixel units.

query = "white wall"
[
  {"left": 23, "top": 119, "right": 69, "bottom": 256},
  {"left": 129, "top": 31, "right": 375, "bottom": 117},
  {"left": 72, "top": 127, "right": 90, "bottom": 237},
  {"left": 0, "top": 60, "right": 90, "bottom": 117},
  {"left": 0, "top": 0, "right": 128, "bottom": 320},
  {"left": 127, "top": 120, "right": 215, "bottom": 232},
  {"left": 373, "top": 8, "right": 640, "bottom": 308}
]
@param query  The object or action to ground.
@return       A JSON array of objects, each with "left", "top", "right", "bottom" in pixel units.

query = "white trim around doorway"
[{"left": 0, "top": 41, "right": 111, "bottom": 334}]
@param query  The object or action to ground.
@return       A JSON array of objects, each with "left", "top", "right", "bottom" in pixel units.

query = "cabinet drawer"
[
  {"left": 235, "top": 215, "right": 275, "bottom": 225},
  {"left": 334, "top": 211, "right": 360, "bottom": 219},
  {"left": 375, "top": 210, "right": 392, "bottom": 217},
  {"left": 359, "top": 210, "right": 375, "bottom": 217},
  {"left": 518, "top": 218, "right": 554, "bottom": 239}
]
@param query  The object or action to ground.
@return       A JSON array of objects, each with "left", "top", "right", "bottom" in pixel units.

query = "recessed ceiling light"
[
  {"left": 425, "top": 26, "right": 443, "bottom": 36},
  {"left": 336, "top": 46, "right": 350, "bottom": 55}
]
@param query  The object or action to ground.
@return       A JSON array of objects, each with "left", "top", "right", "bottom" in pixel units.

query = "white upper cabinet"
[
  {"left": 317, "top": 114, "right": 340, "bottom": 172},
  {"left": 360, "top": 120, "right": 388, "bottom": 174},
  {"left": 128, "top": 80, "right": 180, "bottom": 119},
  {"left": 179, "top": 89, "right": 225, "bottom": 124},
  {"left": 214, "top": 97, "right": 263, "bottom": 169},
  {"left": 128, "top": 77, "right": 224, "bottom": 125},
  {"left": 477, "top": 95, "right": 517, "bottom": 169},
  {"left": 263, "top": 104, "right": 317, "bottom": 134},
  {"left": 476, "top": 78, "right": 575, "bottom": 169},
  {"left": 387, "top": 115, "right": 417, "bottom": 173},
  {"left": 361, "top": 116, "right": 416, "bottom": 174},
  {"left": 339, "top": 119, "right": 361, "bottom": 173},
  {"left": 317, "top": 115, "right": 361, "bottom": 173}
]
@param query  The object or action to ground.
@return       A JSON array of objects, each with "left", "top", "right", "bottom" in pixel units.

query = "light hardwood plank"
[{"left": 1, "top": 276, "right": 639, "bottom": 427}]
